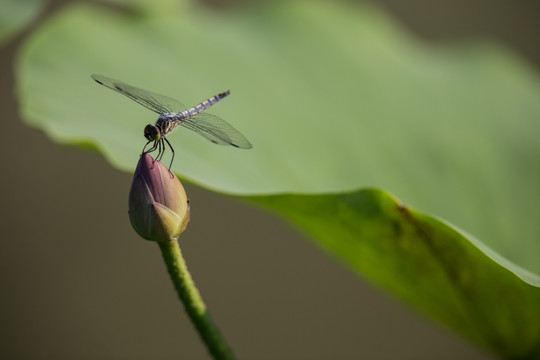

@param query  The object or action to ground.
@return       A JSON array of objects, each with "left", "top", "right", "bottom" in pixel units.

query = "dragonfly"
[{"left": 91, "top": 74, "right": 252, "bottom": 168}]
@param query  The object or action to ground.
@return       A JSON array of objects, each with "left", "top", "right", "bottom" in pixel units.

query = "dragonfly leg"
[
  {"left": 156, "top": 139, "right": 165, "bottom": 162},
  {"left": 150, "top": 140, "right": 164, "bottom": 169},
  {"left": 142, "top": 140, "right": 159, "bottom": 168},
  {"left": 163, "top": 137, "right": 175, "bottom": 171},
  {"left": 141, "top": 140, "right": 152, "bottom": 154},
  {"left": 142, "top": 140, "right": 159, "bottom": 154}
]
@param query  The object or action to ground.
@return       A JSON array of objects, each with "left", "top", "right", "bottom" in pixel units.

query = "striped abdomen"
[{"left": 182, "top": 90, "right": 230, "bottom": 118}]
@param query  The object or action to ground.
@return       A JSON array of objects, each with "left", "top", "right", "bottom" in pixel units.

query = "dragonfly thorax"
[{"left": 153, "top": 113, "right": 183, "bottom": 138}]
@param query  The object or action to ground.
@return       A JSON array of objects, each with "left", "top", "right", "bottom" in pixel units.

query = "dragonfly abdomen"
[{"left": 184, "top": 90, "right": 230, "bottom": 117}]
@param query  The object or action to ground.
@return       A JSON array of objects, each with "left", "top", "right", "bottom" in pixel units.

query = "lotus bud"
[{"left": 128, "top": 153, "right": 190, "bottom": 242}]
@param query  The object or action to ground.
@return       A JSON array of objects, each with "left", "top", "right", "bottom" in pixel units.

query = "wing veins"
[
  {"left": 91, "top": 74, "right": 187, "bottom": 113},
  {"left": 181, "top": 113, "right": 252, "bottom": 149}
]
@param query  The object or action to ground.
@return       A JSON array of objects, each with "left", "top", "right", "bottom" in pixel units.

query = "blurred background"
[{"left": 1, "top": 0, "right": 539, "bottom": 359}]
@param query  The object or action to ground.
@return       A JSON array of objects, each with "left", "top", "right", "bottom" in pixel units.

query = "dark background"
[{"left": 1, "top": 0, "right": 539, "bottom": 359}]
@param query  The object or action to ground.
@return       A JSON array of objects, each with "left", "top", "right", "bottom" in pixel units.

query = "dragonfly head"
[{"left": 144, "top": 124, "right": 161, "bottom": 141}]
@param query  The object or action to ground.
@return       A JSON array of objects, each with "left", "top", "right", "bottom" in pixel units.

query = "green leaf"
[
  {"left": 251, "top": 189, "right": 540, "bottom": 358},
  {"left": 15, "top": 1, "right": 540, "bottom": 357},
  {"left": 18, "top": 0, "right": 540, "bottom": 273},
  {"left": 0, "top": 0, "right": 44, "bottom": 45}
]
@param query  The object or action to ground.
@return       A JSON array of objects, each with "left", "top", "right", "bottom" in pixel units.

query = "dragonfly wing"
[
  {"left": 181, "top": 112, "right": 252, "bottom": 149},
  {"left": 91, "top": 74, "right": 187, "bottom": 113}
]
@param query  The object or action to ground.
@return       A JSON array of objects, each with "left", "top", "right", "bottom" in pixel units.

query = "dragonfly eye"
[{"left": 144, "top": 124, "right": 160, "bottom": 141}]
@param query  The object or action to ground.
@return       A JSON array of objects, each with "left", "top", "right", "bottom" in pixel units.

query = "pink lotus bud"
[{"left": 128, "top": 153, "right": 190, "bottom": 242}]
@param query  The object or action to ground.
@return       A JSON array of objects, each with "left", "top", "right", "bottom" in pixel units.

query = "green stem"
[{"left": 158, "top": 239, "right": 237, "bottom": 360}]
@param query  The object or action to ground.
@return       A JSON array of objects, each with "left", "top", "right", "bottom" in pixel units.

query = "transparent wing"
[
  {"left": 91, "top": 74, "right": 187, "bottom": 113},
  {"left": 181, "top": 112, "right": 253, "bottom": 149}
]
